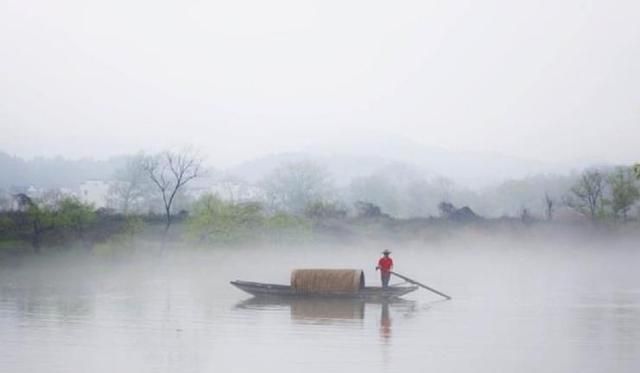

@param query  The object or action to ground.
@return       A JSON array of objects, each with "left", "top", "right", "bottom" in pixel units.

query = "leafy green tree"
[
  {"left": 189, "top": 194, "right": 311, "bottom": 245},
  {"left": 304, "top": 201, "right": 347, "bottom": 220},
  {"left": 188, "top": 194, "right": 264, "bottom": 243},
  {"left": 13, "top": 193, "right": 56, "bottom": 253},
  {"left": 566, "top": 169, "right": 605, "bottom": 221},
  {"left": 0, "top": 215, "right": 15, "bottom": 236},
  {"left": 264, "top": 212, "right": 311, "bottom": 243},
  {"left": 608, "top": 167, "right": 640, "bottom": 221},
  {"left": 57, "top": 197, "right": 96, "bottom": 244},
  {"left": 27, "top": 204, "right": 57, "bottom": 252}
]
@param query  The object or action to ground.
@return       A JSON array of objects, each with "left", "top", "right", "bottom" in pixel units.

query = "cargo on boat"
[{"left": 231, "top": 269, "right": 418, "bottom": 300}]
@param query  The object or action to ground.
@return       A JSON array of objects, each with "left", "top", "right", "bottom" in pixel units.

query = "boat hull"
[{"left": 230, "top": 280, "right": 418, "bottom": 300}]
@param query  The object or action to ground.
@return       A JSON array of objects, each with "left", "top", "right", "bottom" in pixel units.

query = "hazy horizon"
[
  {"left": 0, "top": 135, "right": 595, "bottom": 192},
  {"left": 2, "top": 1, "right": 639, "bottom": 168},
  {"left": 0, "top": 132, "right": 617, "bottom": 168}
]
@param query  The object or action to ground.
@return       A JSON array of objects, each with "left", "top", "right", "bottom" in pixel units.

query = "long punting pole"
[{"left": 390, "top": 271, "right": 452, "bottom": 300}]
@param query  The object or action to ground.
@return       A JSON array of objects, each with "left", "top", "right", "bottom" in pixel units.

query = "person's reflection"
[{"left": 380, "top": 302, "right": 392, "bottom": 340}]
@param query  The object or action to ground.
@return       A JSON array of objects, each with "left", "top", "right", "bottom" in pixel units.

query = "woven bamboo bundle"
[{"left": 290, "top": 269, "right": 365, "bottom": 294}]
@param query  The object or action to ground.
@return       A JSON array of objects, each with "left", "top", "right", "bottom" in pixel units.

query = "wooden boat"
[
  {"left": 231, "top": 269, "right": 419, "bottom": 300},
  {"left": 230, "top": 280, "right": 418, "bottom": 300}
]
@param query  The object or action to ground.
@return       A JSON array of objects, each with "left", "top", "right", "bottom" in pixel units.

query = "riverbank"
[{"left": 2, "top": 210, "right": 638, "bottom": 260}]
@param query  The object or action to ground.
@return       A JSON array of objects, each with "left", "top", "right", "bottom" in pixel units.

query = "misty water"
[{"left": 1, "top": 235, "right": 639, "bottom": 373}]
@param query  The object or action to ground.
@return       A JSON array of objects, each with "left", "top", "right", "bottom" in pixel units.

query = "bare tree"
[
  {"left": 544, "top": 193, "right": 554, "bottom": 221},
  {"left": 567, "top": 169, "right": 605, "bottom": 221},
  {"left": 143, "top": 148, "right": 204, "bottom": 232}
]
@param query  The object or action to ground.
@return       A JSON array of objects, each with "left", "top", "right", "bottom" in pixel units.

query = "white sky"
[{"left": 1, "top": 0, "right": 639, "bottom": 167}]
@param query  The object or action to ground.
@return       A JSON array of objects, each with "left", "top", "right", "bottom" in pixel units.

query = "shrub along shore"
[{"left": 1, "top": 193, "right": 638, "bottom": 258}]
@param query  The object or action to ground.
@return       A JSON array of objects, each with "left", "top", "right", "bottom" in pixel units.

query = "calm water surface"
[{"left": 1, "top": 238, "right": 639, "bottom": 373}]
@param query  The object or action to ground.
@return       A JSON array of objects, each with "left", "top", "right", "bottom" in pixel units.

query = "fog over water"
[
  {"left": 1, "top": 233, "right": 639, "bottom": 373},
  {"left": 2, "top": 1, "right": 639, "bottom": 372}
]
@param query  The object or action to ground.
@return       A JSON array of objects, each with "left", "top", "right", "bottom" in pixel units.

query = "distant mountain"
[
  {"left": 225, "top": 152, "right": 412, "bottom": 187},
  {"left": 224, "top": 152, "right": 310, "bottom": 184},
  {"left": 0, "top": 135, "right": 595, "bottom": 193},
  {"left": 0, "top": 151, "right": 124, "bottom": 189},
  {"left": 226, "top": 136, "right": 574, "bottom": 189}
]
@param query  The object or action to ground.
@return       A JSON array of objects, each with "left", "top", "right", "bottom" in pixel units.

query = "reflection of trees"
[
  {"left": 6, "top": 285, "right": 95, "bottom": 323},
  {"left": 574, "top": 293, "right": 640, "bottom": 361}
]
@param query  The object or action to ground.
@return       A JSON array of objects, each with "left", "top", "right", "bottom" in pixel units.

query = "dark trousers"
[{"left": 381, "top": 272, "right": 391, "bottom": 288}]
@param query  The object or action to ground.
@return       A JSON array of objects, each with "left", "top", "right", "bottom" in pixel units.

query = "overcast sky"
[{"left": 1, "top": 0, "right": 639, "bottom": 167}]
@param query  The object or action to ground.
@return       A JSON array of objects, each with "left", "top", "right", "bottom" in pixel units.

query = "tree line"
[
  {"left": 563, "top": 166, "right": 640, "bottom": 222},
  {"left": 1, "top": 148, "right": 639, "bottom": 254}
]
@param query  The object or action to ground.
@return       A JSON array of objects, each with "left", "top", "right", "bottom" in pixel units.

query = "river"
[{"left": 1, "top": 235, "right": 639, "bottom": 372}]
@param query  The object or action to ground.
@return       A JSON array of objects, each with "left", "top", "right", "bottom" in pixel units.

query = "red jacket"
[{"left": 378, "top": 257, "right": 393, "bottom": 273}]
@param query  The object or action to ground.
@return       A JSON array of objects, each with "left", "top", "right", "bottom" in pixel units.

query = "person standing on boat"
[{"left": 376, "top": 250, "right": 393, "bottom": 288}]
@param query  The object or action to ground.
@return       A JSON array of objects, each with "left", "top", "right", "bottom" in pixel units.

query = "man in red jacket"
[{"left": 376, "top": 249, "right": 394, "bottom": 288}]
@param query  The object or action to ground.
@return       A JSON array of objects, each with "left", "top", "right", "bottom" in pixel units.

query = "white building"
[{"left": 79, "top": 180, "right": 110, "bottom": 208}]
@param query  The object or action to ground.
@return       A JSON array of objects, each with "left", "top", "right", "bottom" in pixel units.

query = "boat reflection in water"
[
  {"left": 290, "top": 298, "right": 367, "bottom": 320},
  {"left": 235, "top": 297, "right": 367, "bottom": 320},
  {"left": 234, "top": 296, "right": 416, "bottom": 337}
]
